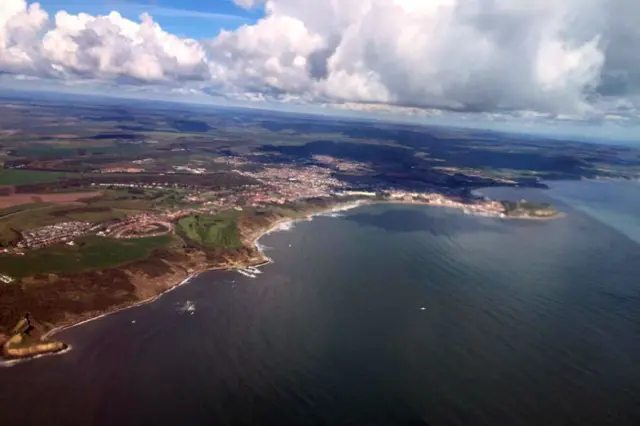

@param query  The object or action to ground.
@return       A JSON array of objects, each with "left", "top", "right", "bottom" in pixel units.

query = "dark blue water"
[{"left": 1, "top": 180, "right": 640, "bottom": 426}]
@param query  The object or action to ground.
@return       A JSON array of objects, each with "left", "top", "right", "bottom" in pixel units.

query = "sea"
[{"left": 1, "top": 179, "right": 640, "bottom": 426}]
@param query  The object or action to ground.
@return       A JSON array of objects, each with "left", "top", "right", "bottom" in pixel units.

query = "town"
[{"left": 0, "top": 155, "right": 519, "bottom": 284}]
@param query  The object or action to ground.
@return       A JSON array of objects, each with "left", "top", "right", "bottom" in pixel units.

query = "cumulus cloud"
[
  {"left": 0, "top": 0, "right": 639, "bottom": 119},
  {"left": 0, "top": 1, "right": 208, "bottom": 81},
  {"left": 42, "top": 11, "right": 209, "bottom": 81},
  {"left": 0, "top": 0, "right": 48, "bottom": 74},
  {"left": 218, "top": 0, "right": 610, "bottom": 114}
]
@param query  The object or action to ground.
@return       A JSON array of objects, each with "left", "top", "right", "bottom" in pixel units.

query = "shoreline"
[
  {"left": 499, "top": 211, "right": 566, "bottom": 221},
  {"left": 0, "top": 273, "right": 201, "bottom": 367},
  {"left": 247, "top": 200, "right": 368, "bottom": 269},
  {"left": 0, "top": 201, "right": 367, "bottom": 366},
  {"left": 0, "top": 198, "right": 557, "bottom": 365},
  {"left": 371, "top": 199, "right": 564, "bottom": 221},
  {"left": 42, "top": 273, "right": 200, "bottom": 341},
  {"left": 49, "top": 200, "right": 367, "bottom": 339}
]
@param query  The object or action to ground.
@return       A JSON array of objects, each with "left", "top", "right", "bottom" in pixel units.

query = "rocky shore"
[
  {"left": 3, "top": 337, "right": 67, "bottom": 360},
  {"left": 1, "top": 314, "right": 67, "bottom": 361}
]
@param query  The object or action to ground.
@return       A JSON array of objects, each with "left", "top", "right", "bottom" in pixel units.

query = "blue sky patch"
[{"left": 38, "top": 0, "right": 262, "bottom": 38}]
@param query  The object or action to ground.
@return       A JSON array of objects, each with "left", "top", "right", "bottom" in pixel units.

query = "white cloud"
[
  {"left": 239, "top": 0, "right": 610, "bottom": 115},
  {"left": 41, "top": 11, "right": 209, "bottom": 81},
  {"left": 0, "top": 0, "right": 639, "bottom": 120},
  {"left": 206, "top": 13, "right": 324, "bottom": 95},
  {"left": 0, "top": 0, "right": 48, "bottom": 74},
  {"left": 0, "top": 2, "right": 209, "bottom": 81}
]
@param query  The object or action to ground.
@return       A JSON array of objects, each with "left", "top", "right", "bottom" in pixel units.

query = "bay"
[{"left": 1, "top": 180, "right": 640, "bottom": 426}]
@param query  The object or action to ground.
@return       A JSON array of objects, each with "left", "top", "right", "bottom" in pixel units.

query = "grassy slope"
[
  {"left": 0, "top": 203, "right": 51, "bottom": 218},
  {"left": 177, "top": 211, "right": 242, "bottom": 250},
  {"left": 0, "top": 235, "right": 174, "bottom": 278}
]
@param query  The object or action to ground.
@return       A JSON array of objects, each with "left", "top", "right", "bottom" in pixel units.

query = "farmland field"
[
  {"left": 0, "top": 191, "right": 101, "bottom": 209},
  {"left": 0, "top": 203, "right": 51, "bottom": 218},
  {"left": 0, "top": 169, "right": 67, "bottom": 185},
  {"left": 0, "top": 234, "right": 174, "bottom": 278}
]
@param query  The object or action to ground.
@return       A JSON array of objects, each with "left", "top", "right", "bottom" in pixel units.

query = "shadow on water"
[{"left": 344, "top": 206, "right": 509, "bottom": 235}]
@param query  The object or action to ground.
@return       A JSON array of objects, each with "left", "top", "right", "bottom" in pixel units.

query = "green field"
[
  {"left": 13, "top": 143, "right": 143, "bottom": 159},
  {"left": 177, "top": 211, "right": 242, "bottom": 250},
  {"left": 0, "top": 169, "right": 67, "bottom": 185},
  {"left": 86, "top": 197, "right": 157, "bottom": 211},
  {"left": 0, "top": 235, "right": 174, "bottom": 278},
  {"left": 0, "top": 203, "right": 51, "bottom": 218},
  {"left": 85, "top": 188, "right": 190, "bottom": 211}
]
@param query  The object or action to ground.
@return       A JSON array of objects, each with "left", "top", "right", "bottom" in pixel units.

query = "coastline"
[
  {"left": 52, "top": 201, "right": 367, "bottom": 336},
  {"left": 250, "top": 200, "right": 367, "bottom": 258},
  {"left": 0, "top": 200, "right": 366, "bottom": 365},
  {"left": 0, "top": 197, "right": 557, "bottom": 365},
  {"left": 371, "top": 199, "right": 564, "bottom": 221},
  {"left": 0, "top": 274, "right": 201, "bottom": 367},
  {"left": 0, "top": 343, "right": 72, "bottom": 368},
  {"left": 42, "top": 273, "right": 200, "bottom": 341},
  {"left": 499, "top": 211, "right": 566, "bottom": 221}
]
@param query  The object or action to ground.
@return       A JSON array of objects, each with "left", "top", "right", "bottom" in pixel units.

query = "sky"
[
  {"left": 37, "top": 0, "right": 261, "bottom": 38},
  {"left": 1, "top": 0, "right": 640, "bottom": 141}
]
